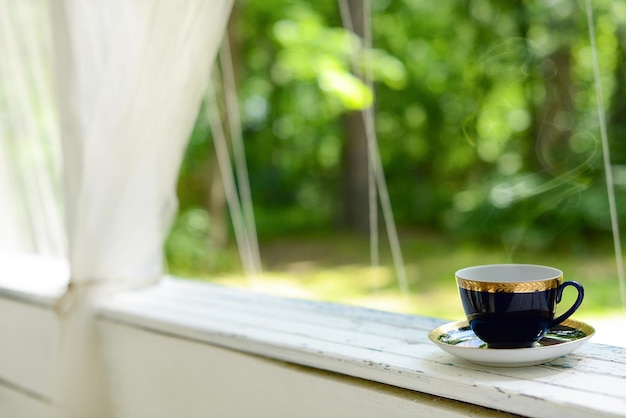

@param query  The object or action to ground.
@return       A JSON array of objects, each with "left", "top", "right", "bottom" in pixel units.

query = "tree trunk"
[
  {"left": 341, "top": 111, "right": 370, "bottom": 233},
  {"left": 535, "top": 47, "right": 575, "bottom": 174},
  {"left": 608, "top": 26, "right": 626, "bottom": 165},
  {"left": 340, "top": 0, "right": 370, "bottom": 233}
]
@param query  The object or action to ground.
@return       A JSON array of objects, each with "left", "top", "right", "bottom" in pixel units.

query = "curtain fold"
[{"left": 50, "top": 0, "right": 233, "bottom": 287}]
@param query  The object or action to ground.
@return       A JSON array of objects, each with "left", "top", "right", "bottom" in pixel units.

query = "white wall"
[
  {"left": 98, "top": 319, "right": 500, "bottom": 418},
  {"left": 0, "top": 297, "right": 57, "bottom": 417}
]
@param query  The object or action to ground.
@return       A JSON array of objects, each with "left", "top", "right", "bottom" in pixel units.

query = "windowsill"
[
  {"left": 1, "top": 253, "right": 626, "bottom": 417},
  {"left": 0, "top": 252, "right": 69, "bottom": 307},
  {"left": 97, "top": 277, "right": 626, "bottom": 418}
]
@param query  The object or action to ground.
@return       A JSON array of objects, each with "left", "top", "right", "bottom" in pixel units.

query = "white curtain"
[
  {"left": 51, "top": 0, "right": 233, "bottom": 288},
  {"left": 44, "top": 1, "right": 232, "bottom": 416},
  {"left": 0, "top": 0, "right": 66, "bottom": 257},
  {"left": 1, "top": 0, "right": 233, "bottom": 413}
]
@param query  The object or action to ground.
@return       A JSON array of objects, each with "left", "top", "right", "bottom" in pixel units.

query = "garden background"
[{"left": 165, "top": 0, "right": 626, "bottom": 321}]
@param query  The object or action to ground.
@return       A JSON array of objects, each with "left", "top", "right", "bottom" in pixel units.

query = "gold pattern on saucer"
[{"left": 456, "top": 277, "right": 562, "bottom": 293}]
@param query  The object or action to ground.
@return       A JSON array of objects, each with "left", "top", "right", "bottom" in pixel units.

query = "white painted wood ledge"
[
  {"left": 1, "top": 253, "right": 626, "bottom": 417},
  {"left": 98, "top": 278, "right": 626, "bottom": 418}
]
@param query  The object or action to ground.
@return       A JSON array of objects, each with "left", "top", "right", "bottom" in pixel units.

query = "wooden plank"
[
  {"left": 98, "top": 319, "right": 514, "bottom": 418},
  {"left": 98, "top": 279, "right": 626, "bottom": 418}
]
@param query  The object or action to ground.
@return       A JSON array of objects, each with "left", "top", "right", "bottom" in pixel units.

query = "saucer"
[{"left": 428, "top": 318, "right": 595, "bottom": 367}]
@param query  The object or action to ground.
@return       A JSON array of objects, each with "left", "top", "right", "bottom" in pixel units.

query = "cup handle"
[{"left": 550, "top": 280, "right": 584, "bottom": 328}]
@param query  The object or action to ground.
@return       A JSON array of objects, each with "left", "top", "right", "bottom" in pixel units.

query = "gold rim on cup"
[{"left": 456, "top": 276, "right": 562, "bottom": 293}]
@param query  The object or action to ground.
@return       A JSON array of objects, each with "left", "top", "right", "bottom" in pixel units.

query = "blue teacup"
[{"left": 456, "top": 264, "right": 584, "bottom": 349}]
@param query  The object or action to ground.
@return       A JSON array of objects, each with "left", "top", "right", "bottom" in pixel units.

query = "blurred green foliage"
[{"left": 168, "top": 0, "right": 626, "bottom": 276}]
